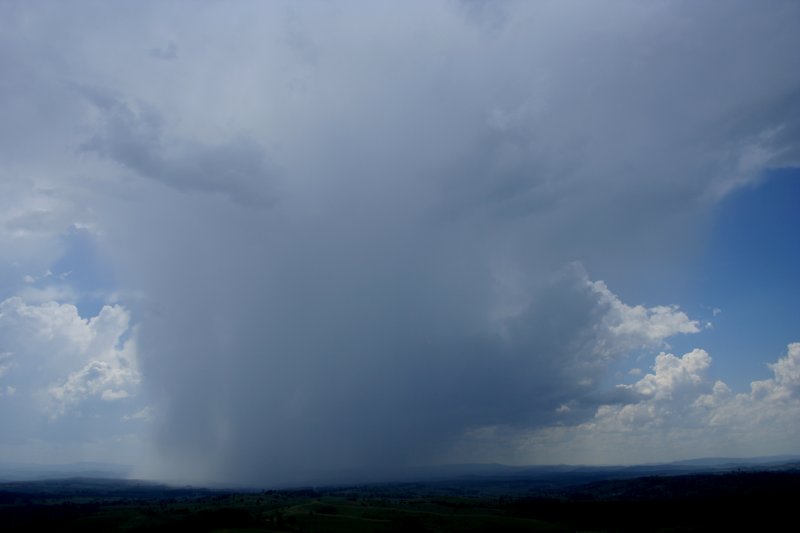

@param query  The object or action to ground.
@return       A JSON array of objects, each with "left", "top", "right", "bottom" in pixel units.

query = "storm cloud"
[{"left": 1, "top": 1, "right": 799, "bottom": 484}]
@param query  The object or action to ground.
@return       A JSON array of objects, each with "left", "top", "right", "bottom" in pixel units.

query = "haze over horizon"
[{"left": 1, "top": 0, "right": 799, "bottom": 486}]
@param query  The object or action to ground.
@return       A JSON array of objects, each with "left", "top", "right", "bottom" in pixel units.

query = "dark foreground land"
[{"left": 1, "top": 469, "right": 799, "bottom": 532}]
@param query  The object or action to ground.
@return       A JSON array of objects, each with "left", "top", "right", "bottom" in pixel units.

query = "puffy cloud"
[
  {"left": 514, "top": 343, "right": 800, "bottom": 465},
  {"left": 0, "top": 297, "right": 139, "bottom": 408},
  {"left": 633, "top": 349, "right": 711, "bottom": 400},
  {"left": 0, "top": 296, "right": 143, "bottom": 460},
  {"left": 590, "top": 349, "right": 713, "bottom": 431},
  {"left": 766, "top": 343, "right": 800, "bottom": 393},
  {"left": 49, "top": 354, "right": 139, "bottom": 417},
  {"left": 591, "top": 279, "right": 701, "bottom": 357},
  {"left": 699, "top": 343, "right": 800, "bottom": 428}
]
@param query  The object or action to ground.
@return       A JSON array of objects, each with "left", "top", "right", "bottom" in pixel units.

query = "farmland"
[{"left": 2, "top": 468, "right": 799, "bottom": 531}]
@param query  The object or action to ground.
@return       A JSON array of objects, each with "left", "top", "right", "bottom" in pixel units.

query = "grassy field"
[{"left": 1, "top": 470, "right": 799, "bottom": 531}]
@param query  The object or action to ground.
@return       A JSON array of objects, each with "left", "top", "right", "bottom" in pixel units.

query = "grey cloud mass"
[
  {"left": 80, "top": 89, "right": 278, "bottom": 207},
  {"left": 1, "top": 1, "right": 799, "bottom": 484}
]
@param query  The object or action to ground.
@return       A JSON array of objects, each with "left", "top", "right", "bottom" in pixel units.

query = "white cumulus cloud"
[
  {"left": 0, "top": 295, "right": 142, "bottom": 431},
  {"left": 515, "top": 343, "right": 800, "bottom": 465}
]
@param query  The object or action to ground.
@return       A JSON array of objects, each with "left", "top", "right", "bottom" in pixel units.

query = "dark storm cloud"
[
  {"left": 102, "top": 0, "right": 798, "bottom": 484},
  {"left": 2, "top": 0, "right": 799, "bottom": 484},
  {"left": 136, "top": 254, "right": 634, "bottom": 483}
]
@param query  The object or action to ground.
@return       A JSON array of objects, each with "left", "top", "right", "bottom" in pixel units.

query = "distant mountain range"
[
  {"left": 273, "top": 455, "right": 800, "bottom": 488},
  {"left": 0, "top": 461, "right": 131, "bottom": 482},
  {"left": 2, "top": 455, "right": 800, "bottom": 487}
]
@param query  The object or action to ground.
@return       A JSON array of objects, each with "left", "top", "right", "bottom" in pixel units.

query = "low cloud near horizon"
[{"left": 1, "top": 1, "right": 799, "bottom": 485}]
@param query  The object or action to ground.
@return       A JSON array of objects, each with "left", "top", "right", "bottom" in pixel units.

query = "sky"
[{"left": 0, "top": 0, "right": 799, "bottom": 486}]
